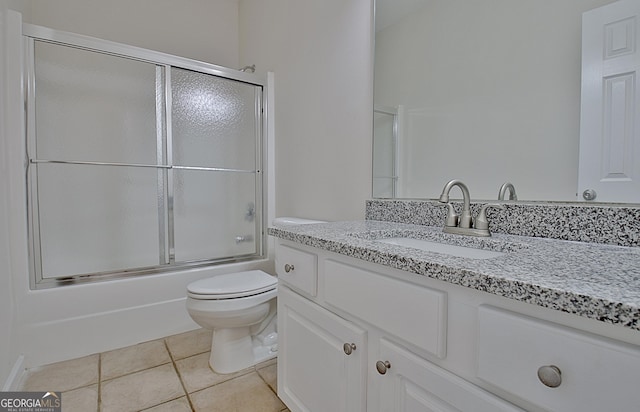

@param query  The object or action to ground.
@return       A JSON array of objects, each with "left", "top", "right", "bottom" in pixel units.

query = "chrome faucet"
[
  {"left": 438, "top": 179, "right": 503, "bottom": 237},
  {"left": 498, "top": 182, "right": 518, "bottom": 201}
]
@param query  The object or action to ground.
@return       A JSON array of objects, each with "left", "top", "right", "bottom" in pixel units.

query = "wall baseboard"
[{"left": 2, "top": 354, "right": 25, "bottom": 391}]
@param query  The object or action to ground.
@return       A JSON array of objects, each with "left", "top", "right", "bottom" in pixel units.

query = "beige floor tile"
[
  {"left": 141, "top": 396, "right": 192, "bottom": 412},
  {"left": 190, "top": 372, "right": 285, "bottom": 412},
  {"left": 256, "top": 357, "right": 277, "bottom": 369},
  {"left": 257, "top": 363, "right": 277, "bottom": 392},
  {"left": 20, "top": 354, "right": 99, "bottom": 392},
  {"left": 175, "top": 352, "right": 253, "bottom": 393},
  {"left": 101, "top": 339, "right": 171, "bottom": 380},
  {"left": 165, "top": 328, "right": 212, "bottom": 360},
  {"left": 61, "top": 384, "right": 98, "bottom": 412},
  {"left": 101, "top": 363, "right": 185, "bottom": 412}
]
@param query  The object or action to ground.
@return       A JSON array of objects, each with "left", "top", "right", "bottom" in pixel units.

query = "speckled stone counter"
[
  {"left": 268, "top": 220, "right": 640, "bottom": 331},
  {"left": 366, "top": 199, "right": 640, "bottom": 247}
]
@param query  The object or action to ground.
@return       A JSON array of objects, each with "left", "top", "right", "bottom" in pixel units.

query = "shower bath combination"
[{"left": 24, "top": 23, "right": 267, "bottom": 288}]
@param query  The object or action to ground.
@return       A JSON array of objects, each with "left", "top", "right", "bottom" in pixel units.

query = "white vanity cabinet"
[
  {"left": 275, "top": 240, "right": 522, "bottom": 412},
  {"left": 275, "top": 239, "right": 640, "bottom": 411}
]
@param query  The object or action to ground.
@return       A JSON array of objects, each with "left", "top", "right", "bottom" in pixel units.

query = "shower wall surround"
[{"left": 366, "top": 199, "right": 640, "bottom": 247}]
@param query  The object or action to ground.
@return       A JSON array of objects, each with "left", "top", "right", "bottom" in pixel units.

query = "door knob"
[
  {"left": 284, "top": 264, "right": 294, "bottom": 273},
  {"left": 582, "top": 189, "right": 597, "bottom": 201}
]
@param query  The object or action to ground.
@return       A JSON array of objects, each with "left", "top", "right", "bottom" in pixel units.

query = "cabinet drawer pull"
[
  {"left": 537, "top": 365, "right": 562, "bottom": 388},
  {"left": 376, "top": 360, "right": 391, "bottom": 375},
  {"left": 343, "top": 343, "right": 357, "bottom": 355},
  {"left": 284, "top": 264, "right": 295, "bottom": 273}
]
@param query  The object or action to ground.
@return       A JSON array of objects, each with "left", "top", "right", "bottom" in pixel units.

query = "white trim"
[
  {"left": 22, "top": 23, "right": 263, "bottom": 86},
  {"left": 2, "top": 355, "right": 25, "bottom": 391},
  {"left": 266, "top": 72, "right": 276, "bottom": 265}
]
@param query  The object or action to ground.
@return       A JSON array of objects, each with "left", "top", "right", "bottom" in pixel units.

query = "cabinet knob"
[
  {"left": 343, "top": 343, "right": 356, "bottom": 355},
  {"left": 284, "top": 263, "right": 295, "bottom": 273},
  {"left": 537, "top": 365, "right": 562, "bottom": 388},
  {"left": 376, "top": 360, "right": 391, "bottom": 375}
]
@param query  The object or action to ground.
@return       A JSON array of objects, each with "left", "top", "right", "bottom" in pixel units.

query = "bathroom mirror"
[{"left": 373, "top": 0, "right": 623, "bottom": 202}]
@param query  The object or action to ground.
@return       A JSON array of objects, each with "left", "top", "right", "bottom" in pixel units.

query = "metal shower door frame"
[{"left": 23, "top": 23, "right": 266, "bottom": 289}]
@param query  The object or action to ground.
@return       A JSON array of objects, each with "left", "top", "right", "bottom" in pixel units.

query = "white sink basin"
[{"left": 376, "top": 237, "right": 506, "bottom": 260}]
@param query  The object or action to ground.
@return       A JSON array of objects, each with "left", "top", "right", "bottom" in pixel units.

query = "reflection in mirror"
[
  {"left": 373, "top": 0, "right": 622, "bottom": 202},
  {"left": 373, "top": 106, "right": 399, "bottom": 198}
]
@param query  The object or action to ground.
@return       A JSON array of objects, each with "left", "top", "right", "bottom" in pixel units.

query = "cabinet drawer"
[
  {"left": 477, "top": 305, "right": 640, "bottom": 411},
  {"left": 324, "top": 259, "right": 447, "bottom": 358},
  {"left": 275, "top": 242, "right": 317, "bottom": 296}
]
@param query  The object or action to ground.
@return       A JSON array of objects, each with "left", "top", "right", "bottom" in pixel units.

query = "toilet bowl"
[
  {"left": 186, "top": 218, "right": 326, "bottom": 374},
  {"left": 186, "top": 270, "right": 278, "bottom": 374}
]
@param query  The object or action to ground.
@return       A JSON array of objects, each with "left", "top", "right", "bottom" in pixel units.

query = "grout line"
[
  {"left": 164, "top": 338, "right": 196, "bottom": 412},
  {"left": 256, "top": 360, "right": 280, "bottom": 399},
  {"left": 96, "top": 359, "right": 174, "bottom": 384}
]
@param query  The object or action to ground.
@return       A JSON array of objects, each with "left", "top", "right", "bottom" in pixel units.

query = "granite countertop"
[{"left": 268, "top": 220, "right": 640, "bottom": 331}]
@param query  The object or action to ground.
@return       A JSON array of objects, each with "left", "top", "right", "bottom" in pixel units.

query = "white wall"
[
  {"left": 375, "top": 0, "right": 615, "bottom": 201},
  {"left": 239, "top": 0, "right": 374, "bottom": 222},
  {"left": 0, "top": 0, "right": 23, "bottom": 389},
  {"left": 27, "top": 0, "right": 240, "bottom": 67}
]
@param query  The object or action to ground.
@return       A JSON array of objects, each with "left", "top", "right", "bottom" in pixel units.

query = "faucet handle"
[
  {"left": 475, "top": 203, "right": 505, "bottom": 230},
  {"left": 444, "top": 203, "right": 459, "bottom": 227}
]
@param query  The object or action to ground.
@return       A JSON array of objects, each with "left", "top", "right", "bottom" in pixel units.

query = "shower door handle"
[{"left": 235, "top": 235, "right": 254, "bottom": 244}]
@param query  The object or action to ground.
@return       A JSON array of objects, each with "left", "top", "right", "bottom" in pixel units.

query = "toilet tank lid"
[
  {"left": 187, "top": 270, "right": 277, "bottom": 296},
  {"left": 272, "top": 217, "right": 327, "bottom": 226}
]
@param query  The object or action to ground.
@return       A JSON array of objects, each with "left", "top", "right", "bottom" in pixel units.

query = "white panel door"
[
  {"left": 277, "top": 286, "right": 366, "bottom": 412},
  {"left": 374, "top": 338, "right": 523, "bottom": 412},
  {"left": 579, "top": 0, "right": 640, "bottom": 203}
]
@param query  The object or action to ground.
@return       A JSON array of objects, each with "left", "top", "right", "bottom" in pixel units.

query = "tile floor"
[{"left": 18, "top": 329, "right": 289, "bottom": 412}]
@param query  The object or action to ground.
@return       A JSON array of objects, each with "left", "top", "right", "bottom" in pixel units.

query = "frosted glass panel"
[
  {"left": 171, "top": 68, "right": 259, "bottom": 169},
  {"left": 173, "top": 169, "right": 257, "bottom": 262},
  {"left": 34, "top": 41, "right": 158, "bottom": 164},
  {"left": 36, "top": 163, "right": 160, "bottom": 278}
]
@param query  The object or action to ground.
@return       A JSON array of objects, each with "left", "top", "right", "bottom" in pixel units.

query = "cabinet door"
[
  {"left": 278, "top": 286, "right": 366, "bottom": 412},
  {"left": 374, "top": 338, "right": 523, "bottom": 412}
]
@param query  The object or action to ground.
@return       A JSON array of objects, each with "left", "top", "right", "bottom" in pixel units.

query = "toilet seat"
[{"left": 187, "top": 270, "right": 277, "bottom": 300}]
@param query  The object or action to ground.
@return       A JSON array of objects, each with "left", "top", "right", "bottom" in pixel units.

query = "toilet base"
[{"left": 209, "top": 320, "right": 278, "bottom": 374}]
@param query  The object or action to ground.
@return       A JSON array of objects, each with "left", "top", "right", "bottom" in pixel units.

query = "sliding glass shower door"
[
  {"left": 171, "top": 67, "right": 261, "bottom": 262},
  {"left": 25, "top": 27, "right": 264, "bottom": 288}
]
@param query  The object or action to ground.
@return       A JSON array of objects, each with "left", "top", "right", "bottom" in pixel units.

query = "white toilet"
[
  {"left": 186, "top": 270, "right": 278, "bottom": 374},
  {"left": 186, "top": 217, "right": 325, "bottom": 374}
]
